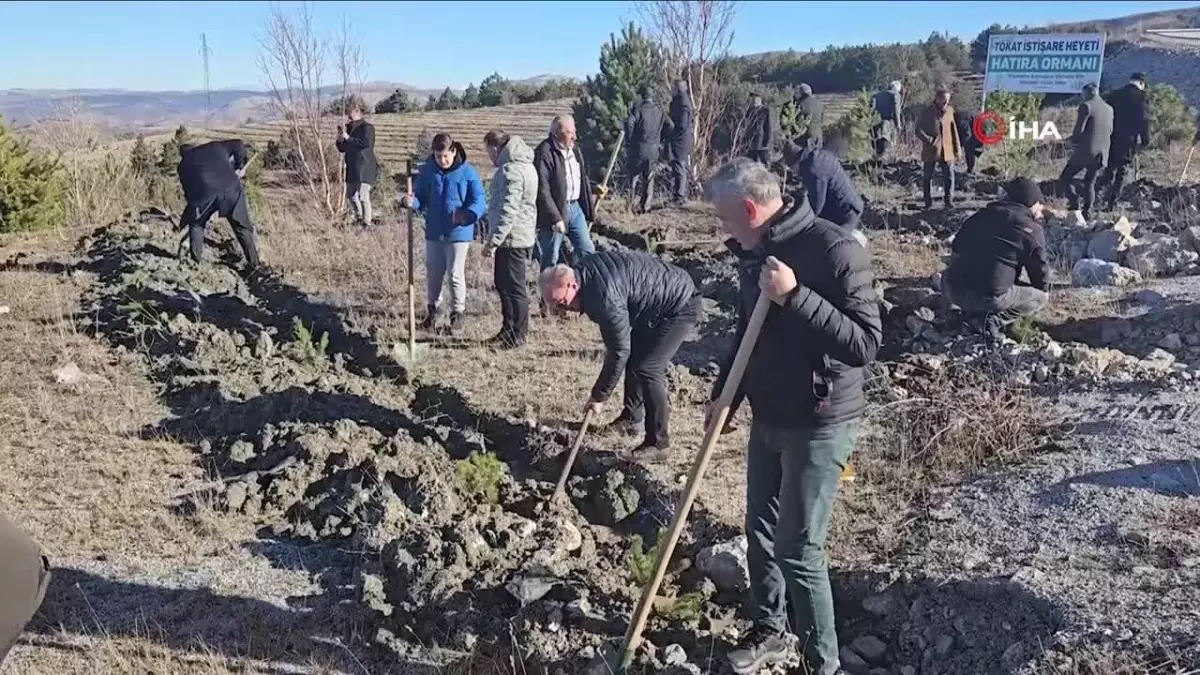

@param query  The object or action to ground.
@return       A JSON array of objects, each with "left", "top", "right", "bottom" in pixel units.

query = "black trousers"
[
  {"left": 493, "top": 247, "right": 530, "bottom": 344},
  {"left": 184, "top": 184, "right": 261, "bottom": 267},
  {"left": 629, "top": 159, "right": 657, "bottom": 213},
  {"left": 621, "top": 295, "right": 703, "bottom": 448},
  {"left": 668, "top": 150, "right": 691, "bottom": 204},
  {"left": 922, "top": 160, "right": 954, "bottom": 206},
  {"left": 1100, "top": 140, "right": 1138, "bottom": 206},
  {"left": 1060, "top": 154, "right": 1103, "bottom": 215}
]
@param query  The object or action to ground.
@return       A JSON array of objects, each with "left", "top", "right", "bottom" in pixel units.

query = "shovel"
[
  {"left": 550, "top": 408, "right": 596, "bottom": 503},
  {"left": 615, "top": 292, "right": 772, "bottom": 671},
  {"left": 1179, "top": 144, "right": 1196, "bottom": 187}
]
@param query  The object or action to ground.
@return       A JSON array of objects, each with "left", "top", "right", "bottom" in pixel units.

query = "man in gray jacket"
[
  {"left": 484, "top": 130, "right": 539, "bottom": 348},
  {"left": 1059, "top": 83, "right": 1113, "bottom": 219}
]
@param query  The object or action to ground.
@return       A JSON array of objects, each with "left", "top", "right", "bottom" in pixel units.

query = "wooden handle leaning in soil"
[
  {"left": 404, "top": 160, "right": 416, "bottom": 360},
  {"left": 551, "top": 408, "right": 595, "bottom": 502},
  {"left": 618, "top": 291, "right": 773, "bottom": 670}
]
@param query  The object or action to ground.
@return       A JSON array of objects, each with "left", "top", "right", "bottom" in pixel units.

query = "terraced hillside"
[{"left": 208, "top": 93, "right": 862, "bottom": 169}]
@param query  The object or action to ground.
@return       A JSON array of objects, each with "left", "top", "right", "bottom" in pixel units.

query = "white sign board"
[{"left": 983, "top": 33, "right": 1105, "bottom": 94}]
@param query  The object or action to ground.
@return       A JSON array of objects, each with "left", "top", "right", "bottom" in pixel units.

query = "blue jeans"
[
  {"left": 746, "top": 419, "right": 857, "bottom": 675},
  {"left": 537, "top": 201, "right": 595, "bottom": 269}
]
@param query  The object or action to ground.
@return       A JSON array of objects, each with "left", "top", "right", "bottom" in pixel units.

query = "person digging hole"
[{"left": 539, "top": 250, "right": 702, "bottom": 462}]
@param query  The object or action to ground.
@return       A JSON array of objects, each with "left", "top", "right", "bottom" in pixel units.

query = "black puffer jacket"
[
  {"left": 178, "top": 139, "right": 249, "bottom": 204},
  {"left": 668, "top": 91, "right": 694, "bottom": 159},
  {"left": 575, "top": 251, "right": 699, "bottom": 402},
  {"left": 1106, "top": 83, "right": 1149, "bottom": 163},
  {"left": 712, "top": 196, "right": 882, "bottom": 429},
  {"left": 946, "top": 200, "right": 1048, "bottom": 296},
  {"left": 337, "top": 118, "right": 380, "bottom": 185}
]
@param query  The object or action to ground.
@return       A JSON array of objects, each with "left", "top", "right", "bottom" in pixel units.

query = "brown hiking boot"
[{"left": 840, "top": 464, "right": 857, "bottom": 482}]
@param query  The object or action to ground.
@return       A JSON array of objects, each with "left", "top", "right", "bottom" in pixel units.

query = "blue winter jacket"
[{"left": 412, "top": 143, "right": 486, "bottom": 242}]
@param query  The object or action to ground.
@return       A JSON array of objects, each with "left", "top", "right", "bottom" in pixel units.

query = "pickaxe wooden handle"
[
  {"left": 592, "top": 129, "right": 625, "bottom": 215},
  {"left": 618, "top": 291, "right": 772, "bottom": 670},
  {"left": 551, "top": 408, "right": 595, "bottom": 502}
]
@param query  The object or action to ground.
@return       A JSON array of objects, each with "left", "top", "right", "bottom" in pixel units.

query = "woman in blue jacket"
[{"left": 401, "top": 133, "right": 487, "bottom": 334}]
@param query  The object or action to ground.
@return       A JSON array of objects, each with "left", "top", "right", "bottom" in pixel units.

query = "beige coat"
[{"left": 917, "top": 103, "right": 961, "bottom": 164}]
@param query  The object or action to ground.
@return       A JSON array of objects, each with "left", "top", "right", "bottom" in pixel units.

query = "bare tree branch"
[{"left": 634, "top": 0, "right": 741, "bottom": 171}]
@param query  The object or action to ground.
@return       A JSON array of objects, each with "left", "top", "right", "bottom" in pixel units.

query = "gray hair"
[
  {"left": 550, "top": 114, "right": 575, "bottom": 136},
  {"left": 890, "top": 80, "right": 902, "bottom": 92},
  {"left": 539, "top": 264, "right": 575, "bottom": 298},
  {"left": 704, "top": 158, "right": 782, "bottom": 206}
]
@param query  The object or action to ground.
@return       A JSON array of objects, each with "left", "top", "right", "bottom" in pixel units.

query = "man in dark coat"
[
  {"left": 667, "top": 79, "right": 694, "bottom": 206},
  {"left": 794, "top": 83, "right": 824, "bottom": 150},
  {"left": 540, "top": 250, "right": 702, "bottom": 462},
  {"left": 745, "top": 92, "right": 777, "bottom": 166},
  {"left": 533, "top": 114, "right": 597, "bottom": 270},
  {"left": 783, "top": 142, "right": 863, "bottom": 231},
  {"left": 623, "top": 86, "right": 674, "bottom": 214},
  {"left": 1, "top": 511, "right": 51, "bottom": 666},
  {"left": 336, "top": 103, "right": 380, "bottom": 226},
  {"left": 702, "top": 158, "right": 882, "bottom": 675},
  {"left": 1099, "top": 73, "right": 1149, "bottom": 210},
  {"left": 1060, "top": 83, "right": 1114, "bottom": 219},
  {"left": 941, "top": 177, "right": 1049, "bottom": 339},
  {"left": 954, "top": 110, "right": 985, "bottom": 175},
  {"left": 177, "top": 138, "right": 262, "bottom": 271},
  {"left": 870, "top": 81, "right": 903, "bottom": 158}
]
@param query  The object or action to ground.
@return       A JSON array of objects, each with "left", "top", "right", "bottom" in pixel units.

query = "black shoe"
[
  {"left": 605, "top": 416, "right": 643, "bottom": 437},
  {"left": 630, "top": 444, "right": 670, "bottom": 462},
  {"left": 418, "top": 305, "right": 437, "bottom": 331},
  {"left": 727, "top": 626, "right": 792, "bottom": 675},
  {"left": 923, "top": 198, "right": 933, "bottom": 210},
  {"left": 448, "top": 311, "right": 464, "bottom": 335},
  {"left": 485, "top": 332, "right": 523, "bottom": 350}
]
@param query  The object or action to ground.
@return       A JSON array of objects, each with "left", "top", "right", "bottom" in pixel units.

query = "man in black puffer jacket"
[
  {"left": 540, "top": 250, "right": 702, "bottom": 461},
  {"left": 702, "top": 158, "right": 881, "bottom": 675},
  {"left": 177, "top": 138, "right": 262, "bottom": 271},
  {"left": 941, "top": 177, "right": 1049, "bottom": 338}
]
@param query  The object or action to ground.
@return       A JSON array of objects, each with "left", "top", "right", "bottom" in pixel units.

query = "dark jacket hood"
[{"left": 429, "top": 142, "right": 468, "bottom": 173}]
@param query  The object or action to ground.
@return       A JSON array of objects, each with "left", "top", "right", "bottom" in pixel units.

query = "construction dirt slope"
[{"left": 0, "top": 149, "right": 1199, "bottom": 675}]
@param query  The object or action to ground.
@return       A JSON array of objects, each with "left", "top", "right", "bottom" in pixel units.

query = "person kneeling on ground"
[
  {"left": 400, "top": 133, "right": 486, "bottom": 336},
  {"left": 1, "top": 511, "right": 52, "bottom": 665},
  {"left": 178, "top": 138, "right": 263, "bottom": 273},
  {"left": 941, "top": 177, "right": 1049, "bottom": 339},
  {"left": 704, "top": 158, "right": 882, "bottom": 675},
  {"left": 539, "top": 250, "right": 702, "bottom": 462},
  {"left": 782, "top": 140, "right": 867, "bottom": 247},
  {"left": 482, "top": 129, "right": 538, "bottom": 349}
]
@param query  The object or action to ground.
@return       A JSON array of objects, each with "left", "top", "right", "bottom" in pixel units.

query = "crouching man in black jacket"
[
  {"left": 539, "top": 250, "right": 702, "bottom": 462},
  {"left": 703, "top": 158, "right": 882, "bottom": 675},
  {"left": 177, "top": 139, "right": 262, "bottom": 271},
  {"left": 941, "top": 177, "right": 1049, "bottom": 339}
]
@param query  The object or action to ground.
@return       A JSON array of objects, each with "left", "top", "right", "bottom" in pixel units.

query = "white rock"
[
  {"left": 663, "top": 644, "right": 687, "bottom": 667},
  {"left": 53, "top": 362, "right": 85, "bottom": 385},
  {"left": 1039, "top": 341, "right": 1064, "bottom": 361},
  {"left": 1071, "top": 258, "right": 1143, "bottom": 287},
  {"left": 0, "top": 305, "right": 10, "bottom": 315},
  {"left": 1064, "top": 210, "right": 1087, "bottom": 228}
]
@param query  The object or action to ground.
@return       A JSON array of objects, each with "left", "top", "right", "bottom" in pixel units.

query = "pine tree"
[
  {"left": 572, "top": 23, "right": 665, "bottom": 181},
  {"left": 461, "top": 83, "right": 481, "bottom": 109},
  {"left": 435, "top": 87, "right": 462, "bottom": 111},
  {"left": 375, "top": 89, "right": 414, "bottom": 114},
  {"left": 157, "top": 124, "right": 192, "bottom": 176},
  {"left": 478, "top": 73, "right": 512, "bottom": 108},
  {"left": 129, "top": 135, "right": 156, "bottom": 176},
  {"left": 0, "top": 119, "right": 64, "bottom": 233},
  {"left": 426, "top": 94, "right": 437, "bottom": 111}
]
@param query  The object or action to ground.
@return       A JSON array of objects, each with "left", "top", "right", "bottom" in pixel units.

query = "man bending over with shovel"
[
  {"left": 704, "top": 158, "right": 882, "bottom": 675},
  {"left": 539, "top": 250, "right": 702, "bottom": 462},
  {"left": 177, "top": 138, "right": 262, "bottom": 273}
]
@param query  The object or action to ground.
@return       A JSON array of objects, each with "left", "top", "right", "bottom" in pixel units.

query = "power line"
[{"left": 201, "top": 33, "right": 212, "bottom": 129}]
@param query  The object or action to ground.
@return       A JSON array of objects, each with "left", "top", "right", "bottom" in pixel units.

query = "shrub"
[
  {"left": 129, "top": 135, "right": 156, "bottom": 176},
  {"left": 455, "top": 450, "right": 503, "bottom": 505},
  {"left": 374, "top": 89, "right": 416, "bottom": 114},
  {"left": 0, "top": 119, "right": 64, "bottom": 233},
  {"left": 1145, "top": 82, "right": 1195, "bottom": 149},
  {"left": 157, "top": 125, "right": 192, "bottom": 177},
  {"left": 325, "top": 94, "right": 367, "bottom": 117},
  {"left": 980, "top": 91, "right": 1044, "bottom": 178}
]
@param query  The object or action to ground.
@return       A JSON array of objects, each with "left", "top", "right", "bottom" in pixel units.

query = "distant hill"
[{"left": 0, "top": 76, "right": 571, "bottom": 133}]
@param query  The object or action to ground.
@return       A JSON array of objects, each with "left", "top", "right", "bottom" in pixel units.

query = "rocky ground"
[{"left": 0, "top": 153, "right": 1197, "bottom": 675}]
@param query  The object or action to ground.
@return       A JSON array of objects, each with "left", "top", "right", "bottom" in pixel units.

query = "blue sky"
[{"left": 1, "top": 0, "right": 1197, "bottom": 91}]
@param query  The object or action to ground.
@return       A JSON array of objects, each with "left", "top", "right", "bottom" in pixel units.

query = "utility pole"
[{"left": 200, "top": 33, "right": 212, "bottom": 129}]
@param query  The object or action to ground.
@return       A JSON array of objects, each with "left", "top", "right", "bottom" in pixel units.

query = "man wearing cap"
[
  {"left": 793, "top": 83, "right": 824, "bottom": 151},
  {"left": 745, "top": 92, "right": 777, "bottom": 166},
  {"left": 939, "top": 177, "right": 1050, "bottom": 338},
  {"left": 1099, "top": 73, "right": 1149, "bottom": 210},
  {"left": 1060, "top": 83, "right": 1113, "bottom": 220}
]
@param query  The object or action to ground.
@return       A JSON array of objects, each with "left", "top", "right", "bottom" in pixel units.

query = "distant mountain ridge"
[{"left": 0, "top": 75, "right": 571, "bottom": 133}]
